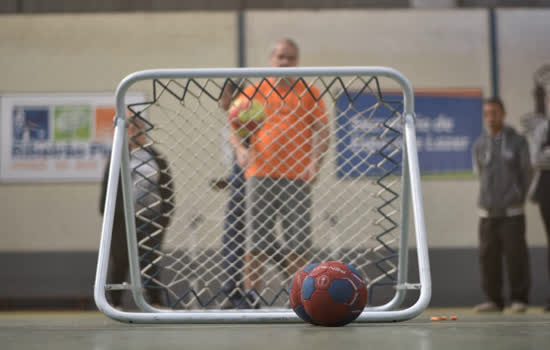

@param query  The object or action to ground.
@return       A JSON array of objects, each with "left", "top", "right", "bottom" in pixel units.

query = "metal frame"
[{"left": 94, "top": 67, "right": 431, "bottom": 323}]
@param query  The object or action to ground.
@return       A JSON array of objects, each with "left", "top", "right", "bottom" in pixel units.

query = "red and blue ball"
[
  {"left": 289, "top": 263, "right": 319, "bottom": 322},
  {"left": 298, "top": 261, "right": 367, "bottom": 327}
]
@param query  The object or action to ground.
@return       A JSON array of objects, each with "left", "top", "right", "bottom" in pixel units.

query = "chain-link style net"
[{"left": 119, "top": 74, "right": 404, "bottom": 310}]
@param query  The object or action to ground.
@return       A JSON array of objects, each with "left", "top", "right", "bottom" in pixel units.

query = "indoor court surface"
[{"left": 2, "top": 309, "right": 549, "bottom": 350}]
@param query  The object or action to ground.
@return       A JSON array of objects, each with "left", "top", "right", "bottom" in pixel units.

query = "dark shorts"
[{"left": 246, "top": 176, "right": 312, "bottom": 255}]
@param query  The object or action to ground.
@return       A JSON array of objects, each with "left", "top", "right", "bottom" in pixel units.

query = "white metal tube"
[
  {"left": 94, "top": 116, "right": 130, "bottom": 313},
  {"left": 115, "top": 67, "right": 414, "bottom": 116}
]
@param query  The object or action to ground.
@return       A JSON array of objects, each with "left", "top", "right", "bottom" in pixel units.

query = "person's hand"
[
  {"left": 235, "top": 146, "right": 249, "bottom": 169},
  {"left": 219, "top": 82, "right": 237, "bottom": 111},
  {"left": 304, "top": 160, "right": 320, "bottom": 184},
  {"left": 538, "top": 146, "right": 550, "bottom": 169}
]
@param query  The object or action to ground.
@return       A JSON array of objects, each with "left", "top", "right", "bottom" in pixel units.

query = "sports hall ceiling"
[{"left": 1, "top": 0, "right": 550, "bottom": 14}]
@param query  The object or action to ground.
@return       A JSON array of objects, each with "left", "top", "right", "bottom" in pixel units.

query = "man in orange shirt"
[{"left": 229, "top": 39, "right": 330, "bottom": 306}]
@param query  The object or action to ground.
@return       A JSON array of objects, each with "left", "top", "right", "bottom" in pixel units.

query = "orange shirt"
[{"left": 241, "top": 78, "right": 328, "bottom": 180}]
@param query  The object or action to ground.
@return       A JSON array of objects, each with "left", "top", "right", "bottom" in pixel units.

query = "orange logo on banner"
[{"left": 94, "top": 106, "right": 115, "bottom": 142}]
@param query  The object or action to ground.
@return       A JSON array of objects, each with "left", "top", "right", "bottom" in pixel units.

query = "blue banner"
[{"left": 336, "top": 90, "right": 482, "bottom": 177}]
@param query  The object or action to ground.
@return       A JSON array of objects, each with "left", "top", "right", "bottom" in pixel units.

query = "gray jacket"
[
  {"left": 473, "top": 125, "right": 531, "bottom": 216},
  {"left": 522, "top": 115, "right": 550, "bottom": 202}
]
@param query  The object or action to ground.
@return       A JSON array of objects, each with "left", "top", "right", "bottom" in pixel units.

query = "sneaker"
[
  {"left": 245, "top": 290, "right": 262, "bottom": 309},
  {"left": 221, "top": 296, "right": 252, "bottom": 309},
  {"left": 509, "top": 301, "right": 528, "bottom": 313},
  {"left": 474, "top": 301, "right": 503, "bottom": 312},
  {"left": 149, "top": 303, "right": 170, "bottom": 310},
  {"left": 544, "top": 304, "right": 550, "bottom": 312}
]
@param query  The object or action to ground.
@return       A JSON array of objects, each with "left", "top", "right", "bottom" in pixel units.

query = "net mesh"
[{"left": 118, "top": 74, "right": 405, "bottom": 310}]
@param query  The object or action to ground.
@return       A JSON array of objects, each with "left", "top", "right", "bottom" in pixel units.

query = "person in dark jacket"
[
  {"left": 473, "top": 97, "right": 532, "bottom": 313},
  {"left": 522, "top": 84, "right": 550, "bottom": 312},
  {"left": 99, "top": 117, "right": 174, "bottom": 307},
  {"left": 217, "top": 81, "right": 252, "bottom": 309}
]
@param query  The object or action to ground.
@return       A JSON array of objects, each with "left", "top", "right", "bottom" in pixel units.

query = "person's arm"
[
  {"left": 536, "top": 146, "right": 550, "bottom": 170},
  {"left": 518, "top": 136, "right": 533, "bottom": 201},
  {"left": 219, "top": 86, "right": 234, "bottom": 111},
  {"left": 224, "top": 82, "right": 252, "bottom": 169},
  {"left": 219, "top": 79, "right": 243, "bottom": 111},
  {"left": 153, "top": 149, "right": 175, "bottom": 227},
  {"left": 533, "top": 122, "right": 550, "bottom": 170},
  {"left": 229, "top": 124, "right": 249, "bottom": 169},
  {"left": 311, "top": 116, "right": 330, "bottom": 170},
  {"left": 308, "top": 95, "right": 330, "bottom": 180},
  {"left": 99, "top": 158, "right": 110, "bottom": 215},
  {"left": 472, "top": 139, "right": 481, "bottom": 177}
]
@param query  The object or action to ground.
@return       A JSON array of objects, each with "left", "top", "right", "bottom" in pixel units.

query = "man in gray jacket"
[{"left": 473, "top": 97, "right": 532, "bottom": 313}]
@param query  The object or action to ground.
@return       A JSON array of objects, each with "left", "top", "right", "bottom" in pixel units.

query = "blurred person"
[
  {"left": 227, "top": 38, "right": 330, "bottom": 307},
  {"left": 473, "top": 97, "right": 532, "bottom": 313},
  {"left": 522, "top": 84, "right": 550, "bottom": 312},
  {"left": 99, "top": 117, "right": 174, "bottom": 308},
  {"left": 218, "top": 80, "right": 285, "bottom": 309},
  {"left": 217, "top": 80, "right": 250, "bottom": 308}
]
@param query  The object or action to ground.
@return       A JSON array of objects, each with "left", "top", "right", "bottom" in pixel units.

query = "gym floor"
[{"left": 1, "top": 309, "right": 549, "bottom": 350}]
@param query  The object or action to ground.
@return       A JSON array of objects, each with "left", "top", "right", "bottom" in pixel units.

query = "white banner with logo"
[{"left": 0, "top": 93, "right": 145, "bottom": 182}]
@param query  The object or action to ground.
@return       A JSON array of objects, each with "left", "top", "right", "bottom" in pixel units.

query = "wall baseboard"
[
  {"left": 1, "top": 248, "right": 548, "bottom": 309},
  {"left": 0, "top": 297, "right": 95, "bottom": 310}
]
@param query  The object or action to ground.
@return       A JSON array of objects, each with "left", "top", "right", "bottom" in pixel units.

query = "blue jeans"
[{"left": 222, "top": 164, "right": 247, "bottom": 296}]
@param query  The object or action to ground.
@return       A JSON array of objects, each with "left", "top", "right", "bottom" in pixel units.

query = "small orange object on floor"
[
  {"left": 450, "top": 315, "right": 458, "bottom": 320},
  {"left": 430, "top": 316, "right": 441, "bottom": 321}
]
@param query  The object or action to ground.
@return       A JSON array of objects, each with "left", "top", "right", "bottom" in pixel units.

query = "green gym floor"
[{"left": 1, "top": 309, "right": 549, "bottom": 350}]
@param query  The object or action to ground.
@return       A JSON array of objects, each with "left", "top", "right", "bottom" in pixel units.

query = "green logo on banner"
[{"left": 54, "top": 105, "right": 91, "bottom": 141}]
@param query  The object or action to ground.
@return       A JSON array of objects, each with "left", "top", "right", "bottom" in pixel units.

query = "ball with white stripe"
[{"left": 301, "top": 261, "right": 367, "bottom": 326}]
